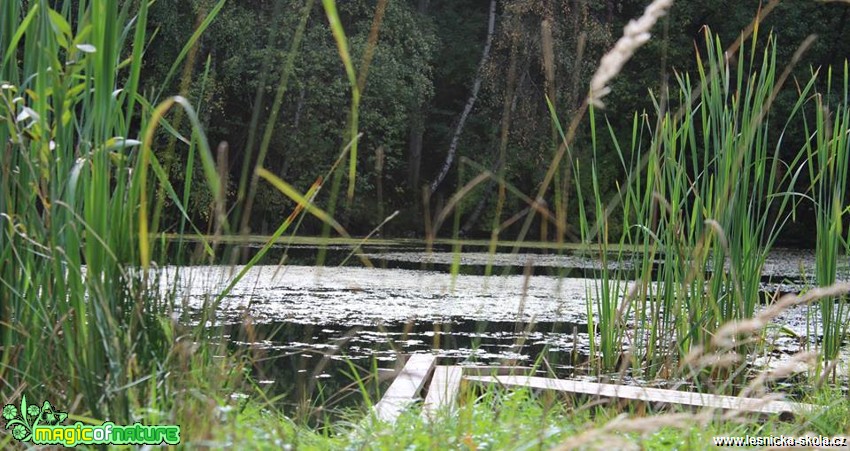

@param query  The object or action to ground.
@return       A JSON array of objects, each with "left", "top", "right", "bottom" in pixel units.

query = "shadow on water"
[
  {"left": 169, "top": 240, "right": 829, "bottom": 286},
  {"left": 216, "top": 319, "right": 589, "bottom": 422}
]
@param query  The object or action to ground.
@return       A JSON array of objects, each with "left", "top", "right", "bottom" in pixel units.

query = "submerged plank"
[
  {"left": 422, "top": 366, "right": 464, "bottom": 419},
  {"left": 461, "top": 365, "right": 533, "bottom": 376},
  {"left": 465, "top": 375, "right": 817, "bottom": 415},
  {"left": 374, "top": 354, "right": 436, "bottom": 423}
]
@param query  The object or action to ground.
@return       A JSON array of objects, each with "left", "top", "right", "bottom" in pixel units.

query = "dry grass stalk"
[
  {"left": 555, "top": 412, "right": 711, "bottom": 450},
  {"left": 737, "top": 351, "right": 816, "bottom": 402},
  {"left": 713, "top": 283, "right": 850, "bottom": 349},
  {"left": 588, "top": 0, "right": 674, "bottom": 107}
]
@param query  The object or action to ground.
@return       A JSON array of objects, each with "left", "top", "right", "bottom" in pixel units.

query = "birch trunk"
[{"left": 429, "top": 0, "right": 497, "bottom": 195}]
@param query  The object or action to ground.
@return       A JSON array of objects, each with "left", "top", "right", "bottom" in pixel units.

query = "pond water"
[{"left": 158, "top": 244, "right": 844, "bottom": 415}]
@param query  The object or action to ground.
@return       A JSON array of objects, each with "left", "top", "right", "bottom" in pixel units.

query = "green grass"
[{"left": 200, "top": 383, "right": 850, "bottom": 450}]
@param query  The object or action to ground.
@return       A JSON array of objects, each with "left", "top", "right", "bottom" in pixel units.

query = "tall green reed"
[
  {"left": 576, "top": 29, "right": 828, "bottom": 377},
  {"left": 804, "top": 62, "right": 850, "bottom": 371},
  {"left": 0, "top": 0, "right": 226, "bottom": 424},
  {"left": 577, "top": 108, "right": 630, "bottom": 371}
]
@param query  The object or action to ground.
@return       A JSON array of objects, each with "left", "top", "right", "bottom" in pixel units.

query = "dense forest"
[{"left": 141, "top": 0, "right": 850, "bottom": 245}]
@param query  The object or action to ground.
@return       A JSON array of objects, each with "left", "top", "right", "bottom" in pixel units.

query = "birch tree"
[{"left": 429, "top": 0, "right": 497, "bottom": 195}]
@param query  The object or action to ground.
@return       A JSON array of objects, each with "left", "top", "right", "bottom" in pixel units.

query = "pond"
[{"left": 158, "top": 243, "right": 840, "bottom": 417}]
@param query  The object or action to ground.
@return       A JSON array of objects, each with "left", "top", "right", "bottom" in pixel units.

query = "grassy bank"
[{"left": 198, "top": 383, "right": 850, "bottom": 450}]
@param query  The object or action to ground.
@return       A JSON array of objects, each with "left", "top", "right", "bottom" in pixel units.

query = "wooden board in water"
[
  {"left": 374, "top": 354, "right": 436, "bottom": 423},
  {"left": 465, "top": 375, "right": 817, "bottom": 415},
  {"left": 422, "top": 366, "right": 463, "bottom": 419},
  {"left": 460, "top": 365, "right": 534, "bottom": 376}
]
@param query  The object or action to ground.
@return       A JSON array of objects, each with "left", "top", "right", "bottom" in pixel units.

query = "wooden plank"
[
  {"left": 422, "top": 366, "right": 464, "bottom": 419},
  {"left": 374, "top": 354, "right": 436, "bottom": 423},
  {"left": 461, "top": 365, "right": 533, "bottom": 376},
  {"left": 465, "top": 375, "right": 817, "bottom": 415}
]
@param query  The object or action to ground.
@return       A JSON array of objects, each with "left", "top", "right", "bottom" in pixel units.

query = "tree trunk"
[
  {"left": 408, "top": 122, "right": 423, "bottom": 190},
  {"left": 429, "top": 0, "right": 497, "bottom": 195}
]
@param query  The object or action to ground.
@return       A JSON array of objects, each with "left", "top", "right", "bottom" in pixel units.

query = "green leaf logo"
[
  {"left": 38, "top": 401, "right": 68, "bottom": 426},
  {"left": 2, "top": 404, "right": 17, "bottom": 421},
  {"left": 3, "top": 396, "right": 68, "bottom": 442}
]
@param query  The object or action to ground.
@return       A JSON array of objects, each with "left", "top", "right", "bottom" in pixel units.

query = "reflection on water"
[
  {"left": 163, "top": 264, "right": 597, "bottom": 372},
  {"left": 167, "top": 265, "right": 594, "bottom": 325},
  {"left": 157, "top": 246, "right": 829, "bottom": 416},
  {"left": 160, "top": 262, "right": 601, "bottom": 416}
]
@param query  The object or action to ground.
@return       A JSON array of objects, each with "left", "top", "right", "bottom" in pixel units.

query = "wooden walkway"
[
  {"left": 372, "top": 354, "right": 819, "bottom": 423},
  {"left": 466, "top": 375, "right": 817, "bottom": 416}
]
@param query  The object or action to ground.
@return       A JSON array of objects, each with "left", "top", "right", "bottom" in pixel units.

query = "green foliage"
[
  {"left": 142, "top": 0, "right": 437, "bottom": 234},
  {"left": 2, "top": 0, "right": 148, "bottom": 420},
  {"left": 0, "top": 0, "right": 242, "bottom": 429},
  {"left": 128, "top": 0, "right": 850, "bottom": 240}
]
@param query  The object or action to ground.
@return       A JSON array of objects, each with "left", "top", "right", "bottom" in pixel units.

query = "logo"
[{"left": 3, "top": 396, "right": 180, "bottom": 447}]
